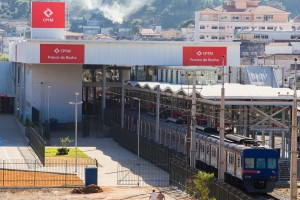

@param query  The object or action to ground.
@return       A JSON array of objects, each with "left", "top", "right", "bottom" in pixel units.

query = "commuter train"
[{"left": 124, "top": 110, "right": 278, "bottom": 193}]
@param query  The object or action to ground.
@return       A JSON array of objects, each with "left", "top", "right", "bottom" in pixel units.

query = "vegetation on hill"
[{"left": 0, "top": 0, "right": 299, "bottom": 30}]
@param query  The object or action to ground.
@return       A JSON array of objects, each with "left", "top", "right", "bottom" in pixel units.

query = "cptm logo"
[{"left": 43, "top": 8, "right": 54, "bottom": 22}]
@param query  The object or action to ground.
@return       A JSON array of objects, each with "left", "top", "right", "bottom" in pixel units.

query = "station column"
[{"left": 101, "top": 66, "right": 107, "bottom": 133}]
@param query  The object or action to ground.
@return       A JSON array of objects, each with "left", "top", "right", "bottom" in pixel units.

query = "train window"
[
  {"left": 268, "top": 158, "right": 276, "bottom": 169},
  {"left": 228, "top": 153, "right": 234, "bottom": 165},
  {"left": 237, "top": 156, "right": 241, "bottom": 168},
  {"left": 206, "top": 145, "right": 210, "bottom": 154},
  {"left": 212, "top": 147, "right": 216, "bottom": 158},
  {"left": 245, "top": 158, "right": 254, "bottom": 169},
  {"left": 256, "top": 158, "right": 266, "bottom": 169}
]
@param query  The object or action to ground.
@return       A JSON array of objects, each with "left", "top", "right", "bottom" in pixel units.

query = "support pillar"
[
  {"left": 14, "top": 63, "right": 19, "bottom": 116},
  {"left": 269, "top": 131, "right": 273, "bottom": 148},
  {"left": 281, "top": 131, "right": 285, "bottom": 158},
  {"left": 101, "top": 66, "right": 107, "bottom": 134},
  {"left": 91, "top": 69, "right": 97, "bottom": 114},
  {"left": 155, "top": 85, "right": 160, "bottom": 143},
  {"left": 262, "top": 131, "right": 265, "bottom": 146},
  {"left": 121, "top": 80, "right": 125, "bottom": 128}
]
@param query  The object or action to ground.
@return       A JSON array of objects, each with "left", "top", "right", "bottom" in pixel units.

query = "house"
[{"left": 194, "top": 0, "right": 296, "bottom": 42}]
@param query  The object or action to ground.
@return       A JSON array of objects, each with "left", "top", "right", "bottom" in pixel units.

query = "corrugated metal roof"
[{"left": 126, "top": 81, "right": 298, "bottom": 106}]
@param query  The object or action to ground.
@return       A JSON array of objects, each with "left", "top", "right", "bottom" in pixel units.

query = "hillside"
[{"left": 0, "top": 0, "right": 299, "bottom": 30}]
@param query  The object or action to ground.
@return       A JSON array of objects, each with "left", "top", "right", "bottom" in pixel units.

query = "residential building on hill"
[{"left": 194, "top": 0, "right": 298, "bottom": 42}]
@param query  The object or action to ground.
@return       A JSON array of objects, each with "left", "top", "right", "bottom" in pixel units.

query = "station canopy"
[{"left": 126, "top": 81, "right": 299, "bottom": 106}]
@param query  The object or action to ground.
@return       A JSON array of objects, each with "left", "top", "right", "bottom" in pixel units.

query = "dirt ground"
[
  {"left": 0, "top": 170, "right": 83, "bottom": 187},
  {"left": 274, "top": 188, "right": 300, "bottom": 199},
  {"left": 0, "top": 187, "right": 192, "bottom": 200}
]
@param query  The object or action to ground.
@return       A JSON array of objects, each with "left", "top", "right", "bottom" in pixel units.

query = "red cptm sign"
[
  {"left": 40, "top": 44, "right": 85, "bottom": 64},
  {"left": 183, "top": 47, "right": 227, "bottom": 66},
  {"left": 32, "top": 2, "right": 65, "bottom": 28}
]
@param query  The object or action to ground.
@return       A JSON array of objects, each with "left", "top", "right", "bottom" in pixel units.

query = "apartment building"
[{"left": 195, "top": 0, "right": 294, "bottom": 42}]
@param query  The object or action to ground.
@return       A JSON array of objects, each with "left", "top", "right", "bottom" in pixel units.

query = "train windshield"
[
  {"left": 245, "top": 158, "right": 254, "bottom": 169},
  {"left": 268, "top": 158, "right": 277, "bottom": 169},
  {"left": 256, "top": 158, "right": 266, "bottom": 169}
]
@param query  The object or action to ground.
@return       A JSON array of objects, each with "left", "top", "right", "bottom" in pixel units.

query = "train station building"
[{"left": 2, "top": 1, "right": 298, "bottom": 161}]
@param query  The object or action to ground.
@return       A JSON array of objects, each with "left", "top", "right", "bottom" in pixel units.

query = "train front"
[{"left": 242, "top": 148, "right": 278, "bottom": 193}]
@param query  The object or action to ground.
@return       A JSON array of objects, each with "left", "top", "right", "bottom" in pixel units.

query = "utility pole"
[
  {"left": 290, "top": 58, "right": 298, "bottom": 200},
  {"left": 190, "top": 71, "right": 196, "bottom": 168},
  {"left": 218, "top": 55, "right": 226, "bottom": 180}
]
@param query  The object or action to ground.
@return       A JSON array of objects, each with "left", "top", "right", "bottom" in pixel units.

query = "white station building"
[{"left": 7, "top": 1, "right": 241, "bottom": 124}]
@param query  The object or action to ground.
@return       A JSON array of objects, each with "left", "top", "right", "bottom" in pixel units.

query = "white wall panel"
[
  {"left": 31, "top": 64, "right": 82, "bottom": 123},
  {"left": 12, "top": 40, "right": 241, "bottom": 67}
]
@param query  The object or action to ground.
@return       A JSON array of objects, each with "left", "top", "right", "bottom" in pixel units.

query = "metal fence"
[
  {"left": 25, "top": 127, "right": 46, "bottom": 165},
  {"left": 109, "top": 115, "right": 255, "bottom": 200},
  {"left": 117, "top": 159, "right": 169, "bottom": 187},
  {"left": 0, "top": 158, "right": 98, "bottom": 188}
]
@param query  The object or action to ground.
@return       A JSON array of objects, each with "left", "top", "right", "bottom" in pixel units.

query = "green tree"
[
  {"left": 186, "top": 171, "right": 215, "bottom": 200},
  {"left": 131, "top": 19, "right": 142, "bottom": 36}
]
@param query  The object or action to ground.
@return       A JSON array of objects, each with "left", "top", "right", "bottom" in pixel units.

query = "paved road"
[
  {"left": 50, "top": 132, "right": 169, "bottom": 187},
  {"left": 0, "top": 114, "right": 37, "bottom": 162}
]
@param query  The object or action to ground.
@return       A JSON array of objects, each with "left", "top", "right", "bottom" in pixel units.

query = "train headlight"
[
  {"left": 245, "top": 175, "right": 252, "bottom": 179},
  {"left": 269, "top": 176, "right": 277, "bottom": 180}
]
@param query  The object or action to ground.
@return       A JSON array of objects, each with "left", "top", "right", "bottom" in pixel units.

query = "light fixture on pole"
[
  {"left": 133, "top": 97, "right": 140, "bottom": 186},
  {"left": 218, "top": 55, "right": 226, "bottom": 180},
  {"left": 290, "top": 58, "right": 298, "bottom": 200},
  {"left": 69, "top": 92, "right": 83, "bottom": 173},
  {"left": 47, "top": 85, "right": 51, "bottom": 122}
]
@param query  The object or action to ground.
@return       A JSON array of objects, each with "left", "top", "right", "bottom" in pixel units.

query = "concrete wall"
[
  {"left": 265, "top": 45, "right": 292, "bottom": 55},
  {"left": 30, "top": 64, "right": 83, "bottom": 123}
]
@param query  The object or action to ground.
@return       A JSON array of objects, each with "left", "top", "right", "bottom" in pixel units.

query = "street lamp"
[
  {"left": 69, "top": 92, "right": 83, "bottom": 173},
  {"left": 47, "top": 85, "right": 51, "bottom": 122},
  {"left": 218, "top": 55, "right": 226, "bottom": 180},
  {"left": 290, "top": 58, "right": 298, "bottom": 200},
  {"left": 133, "top": 97, "right": 140, "bottom": 186}
]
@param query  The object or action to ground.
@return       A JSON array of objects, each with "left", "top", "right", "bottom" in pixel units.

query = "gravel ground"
[{"left": 0, "top": 187, "right": 192, "bottom": 200}]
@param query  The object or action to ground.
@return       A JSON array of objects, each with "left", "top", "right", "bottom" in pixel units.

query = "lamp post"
[
  {"left": 47, "top": 85, "right": 51, "bottom": 122},
  {"left": 218, "top": 55, "right": 225, "bottom": 180},
  {"left": 133, "top": 97, "right": 140, "bottom": 186},
  {"left": 69, "top": 92, "right": 83, "bottom": 173},
  {"left": 290, "top": 58, "right": 298, "bottom": 200}
]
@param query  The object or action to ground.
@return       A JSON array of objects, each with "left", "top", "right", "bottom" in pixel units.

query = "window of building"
[
  {"left": 211, "top": 36, "right": 218, "bottom": 39},
  {"left": 245, "top": 158, "right": 254, "bottom": 169},
  {"left": 200, "top": 25, "right": 205, "bottom": 29},
  {"left": 254, "top": 35, "right": 260, "bottom": 39},
  {"left": 268, "top": 158, "right": 276, "bottom": 169},
  {"left": 245, "top": 16, "right": 250, "bottom": 20},
  {"left": 291, "top": 35, "right": 300, "bottom": 39},
  {"left": 256, "top": 16, "right": 262, "bottom": 20},
  {"left": 200, "top": 35, "right": 205, "bottom": 39},
  {"left": 219, "top": 36, "right": 225, "bottom": 40},
  {"left": 261, "top": 35, "right": 268, "bottom": 39},
  {"left": 256, "top": 158, "right": 266, "bottom": 169},
  {"left": 219, "top": 26, "right": 225, "bottom": 30},
  {"left": 232, "top": 16, "right": 239, "bottom": 21},
  {"left": 221, "top": 16, "right": 227, "bottom": 20},
  {"left": 267, "top": 26, "right": 273, "bottom": 30},
  {"left": 235, "top": 26, "right": 241, "bottom": 30},
  {"left": 264, "top": 15, "right": 273, "bottom": 21},
  {"left": 212, "top": 26, "right": 218, "bottom": 29},
  {"left": 259, "top": 26, "right": 265, "bottom": 30}
]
